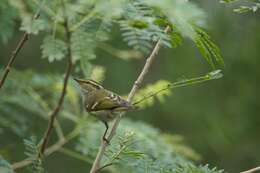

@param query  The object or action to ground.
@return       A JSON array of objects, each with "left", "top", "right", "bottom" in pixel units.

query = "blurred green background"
[{"left": 0, "top": 1, "right": 259, "bottom": 173}]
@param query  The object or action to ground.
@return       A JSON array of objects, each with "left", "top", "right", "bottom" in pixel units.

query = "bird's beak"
[
  {"left": 73, "top": 78, "right": 79, "bottom": 82},
  {"left": 73, "top": 78, "right": 83, "bottom": 85}
]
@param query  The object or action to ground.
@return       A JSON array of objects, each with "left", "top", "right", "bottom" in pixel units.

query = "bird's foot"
[{"left": 102, "top": 137, "right": 110, "bottom": 145}]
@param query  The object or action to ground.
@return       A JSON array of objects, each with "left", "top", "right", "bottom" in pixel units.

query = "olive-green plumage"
[{"left": 74, "top": 78, "right": 136, "bottom": 142}]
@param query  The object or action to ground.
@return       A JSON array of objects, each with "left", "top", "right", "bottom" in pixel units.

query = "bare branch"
[
  {"left": 12, "top": 128, "right": 79, "bottom": 170},
  {"left": 241, "top": 166, "right": 260, "bottom": 173},
  {"left": 38, "top": 2, "right": 73, "bottom": 156},
  {"left": 13, "top": 138, "right": 67, "bottom": 170},
  {"left": 96, "top": 163, "right": 114, "bottom": 172},
  {"left": 89, "top": 26, "right": 171, "bottom": 173},
  {"left": 0, "top": 14, "right": 40, "bottom": 89}
]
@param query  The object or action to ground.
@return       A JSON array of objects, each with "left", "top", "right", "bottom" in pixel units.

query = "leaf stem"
[
  {"left": 133, "top": 70, "right": 223, "bottom": 106},
  {"left": 0, "top": 14, "right": 40, "bottom": 89},
  {"left": 70, "top": 10, "right": 96, "bottom": 32},
  {"left": 11, "top": 128, "right": 79, "bottom": 170},
  {"left": 240, "top": 166, "right": 260, "bottom": 173}
]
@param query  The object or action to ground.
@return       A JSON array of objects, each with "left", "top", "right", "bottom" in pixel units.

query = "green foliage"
[
  {"left": 0, "top": 0, "right": 228, "bottom": 173},
  {"left": 0, "top": 0, "right": 16, "bottom": 43},
  {"left": 134, "top": 80, "right": 172, "bottom": 109},
  {"left": 20, "top": 17, "right": 48, "bottom": 34},
  {"left": 119, "top": 0, "right": 171, "bottom": 53},
  {"left": 0, "top": 70, "right": 80, "bottom": 137},
  {"left": 194, "top": 27, "right": 224, "bottom": 68},
  {"left": 0, "top": 156, "right": 15, "bottom": 173},
  {"left": 41, "top": 35, "right": 68, "bottom": 62},
  {"left": 0, "top": 69, "right": 225, "bottom": 172},
  {"left": 76, "top": 119, "right": 223, "bottom": 173},
  {"left": 24, "top": 136, "right": 44, "bottom": 173},
  {"left": 0, "top": 0, "right": 224, "bottom": 68},
  {"left": 144, "top": 0, "right": 206, "bottom": 39},
  {"left": 133, "top": 70, "right": 223, "bottom": 109},
  {"left": 220, "top": 0, "right": 260, "bottom": 13}
]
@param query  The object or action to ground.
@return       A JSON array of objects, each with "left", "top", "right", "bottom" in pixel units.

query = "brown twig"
[
  {"left": 0, "top": 14, "right": 40, "bottom": 89},
  {"left": 12, "top": 139, "right": 66, "bottom": 170},
  {"left": 96, "top": 163, "right": 114, "bottom": 172},
  {"left": 12, "top": 129, "right": 78, "bottom": 170},
  {"left": 241, "top": 166, "right": 260, "bottom": 173},
  {"left": 89, "top": 25, "right": 171, "bottom": 173},
  {"left": 38, "top": 2, "right": 73, "bottom": 156}
]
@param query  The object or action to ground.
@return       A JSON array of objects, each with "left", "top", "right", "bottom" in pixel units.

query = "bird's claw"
[{"left": 103, "top": 137, "right": 110, "bottom": 145}]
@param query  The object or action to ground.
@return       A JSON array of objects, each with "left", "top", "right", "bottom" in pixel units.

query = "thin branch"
[
  {"left": 241, "top": 166, "right": 260, "bottom": 173},
  {"left": 0, "top": 14, "right": 40, "bottom": 89},
  {"left": 89, "top": 25, "right": 171, "bottom": 173},
  {"left": 96, "top": 163, "right": 114, "bottom": 172},
  {"left": 12, "top": 140, "right": 65, "bottom": 170},
  {"left": 70, "top": 10, "right": 96, "bottom": 32},
  {"left": 38, "top": 2, "right": 73, "bottom": 156},
  {"left": 12, "top": 128, "right": 79, "bottom": 170},
  {"left": 97, "top": 144, "right": 128, "bottom": 172},
  {"left": 133, "top": 70, "right": 222, "bottom": 106}
]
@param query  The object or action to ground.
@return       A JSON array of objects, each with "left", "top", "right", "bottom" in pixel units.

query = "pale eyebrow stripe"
[{"left": 85, "top": 80, "right": 104, "bottom": 89}]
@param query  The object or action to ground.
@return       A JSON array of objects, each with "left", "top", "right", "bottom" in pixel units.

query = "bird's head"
[{"left": 73, "top": 78, "right": 103, "bottom": 94}]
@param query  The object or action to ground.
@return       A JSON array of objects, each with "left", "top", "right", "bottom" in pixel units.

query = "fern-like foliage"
[
  {"left": 133, "top": 80, "right": 172, "bottom": 109},
  {"left": 76, "top": 119, "right": 224, "bottom": 173},
  {"left": 119, "top": 0, "right": 171, "bottom": 53},
  {"left": 220, "top": 0, "right": 260, "bottom": 13},
  {"left": 0, "top": 1, "right": 228, "bottom": 172},
  {"left": 41, "top": 35, "right": 68, "bottom": 62},
  {"left": 0, "top": 70, "right": 81, "bottom": 137},
  {"left": 24, "top": 136, "right": 44, "bottom": 173},
  {"left": 143, "top": 0, "right": 224, "bottom": 68},
  {"left": 194, "top": 27, "right": 224, "bottom": 69},
  {"left": 0, "top": 0, "right": 16, "bottom": 43}
]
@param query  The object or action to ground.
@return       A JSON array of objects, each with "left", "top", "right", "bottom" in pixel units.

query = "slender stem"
[
  {"left": 240, "top": 166, "right": 260, "bottom": 173},
  {"left": 96, "top": 163, "right": 114, "bottom": 172},
  {"left": 133, "top": 73, "right": 216, "bottom": 106},
  {"left": 12, "top": 129, "right": 79, "bottom": 170},
  {"left": 0, "top": 14, "right": 40, "bottom": 89},
  {"left": 89, "top": 26, "right": 171, "bottom": 173},
  {"left": 31, "top": 0, "right": 57, "bottom": 19},
  {"left": 97, "top": 144, "right": 128, "bottom": 172},
  {"left": 38, "top": 1, "right": 73, "bottom": 156}
]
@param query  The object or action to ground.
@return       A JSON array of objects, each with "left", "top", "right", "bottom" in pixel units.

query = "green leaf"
[
  {"left": 76, "top": 118, "right": 225, "bottom": 173},
  {"left": 120, "top": 0, "right": 171, "bottom": 53},
  {"left": 71, "top": 30, "right": 96, "bottom": 62},
  {"left": 71, "top": 30, "right": 97, "bottom": 76},
  {"left": 41, "top": 35, "right": 67, "bottom": 62},
  {"left": 0, "top": 0, "right": 16, "bottom": 43},
  {"left": 24, "top": 136, "right": 44, "bottom": 173},
  {"left": 133, "top": 80, "right": 172, "bottom": 109},
  {"left": 169, "top": 28, "right": 183, "bottom": 48},
  {"left": 144, "top": 0, "right": 206, "bottom": 39},
  {"left": 194, "top": 27, "right": 224, "bottom": 68},
  {"left": 20, "top": 16, "right": 47, "bottom": 34}
]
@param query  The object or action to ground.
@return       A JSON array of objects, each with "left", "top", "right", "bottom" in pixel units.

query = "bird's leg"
[{"left": 101, "top": 120, "right": 110, "bottom": 144}]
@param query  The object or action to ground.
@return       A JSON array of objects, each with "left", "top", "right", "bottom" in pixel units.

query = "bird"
[{"left": 74, "top": 78, "right": 137, "bottom": 143}]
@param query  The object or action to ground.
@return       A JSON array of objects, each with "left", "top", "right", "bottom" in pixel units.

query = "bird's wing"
[{"left": 88, "top": 91, "right": 131, "bottom": 112}]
